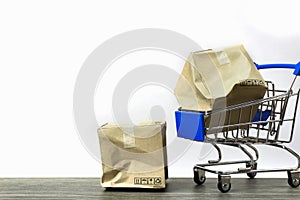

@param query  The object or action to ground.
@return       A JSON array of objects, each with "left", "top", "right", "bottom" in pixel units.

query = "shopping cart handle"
[{"left": 254, "top": 62, "right": 300, "bottom": 76}]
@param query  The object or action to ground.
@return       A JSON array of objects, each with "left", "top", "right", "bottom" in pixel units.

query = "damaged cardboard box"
[
  {"left": 174, "top": 45, "right": 267, "bottom": 133},
  {"left": 98, "top": 121, "right": 168, "bottom": 189}
]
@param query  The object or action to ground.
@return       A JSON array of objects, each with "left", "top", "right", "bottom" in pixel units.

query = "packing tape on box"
[
  {"left": 214, "top": 49, "right": 231, "bottom": 66},
  {"left": 121, "top": 125, "right": 136, "bottom": 148}
]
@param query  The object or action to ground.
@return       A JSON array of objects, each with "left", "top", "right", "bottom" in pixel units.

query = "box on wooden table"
[{"left": 98, "top": 121, "right": 168, "bottom": 189}]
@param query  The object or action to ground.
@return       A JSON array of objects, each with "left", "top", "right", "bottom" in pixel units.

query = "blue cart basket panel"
[
  {"left": 175, "top": 110, "right": 205, "bottom": 142},
  {"left": 252, "top": 109, "right": 271, "bottom": 126}
]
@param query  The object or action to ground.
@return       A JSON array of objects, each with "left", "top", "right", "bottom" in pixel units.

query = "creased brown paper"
[
  {"left": 174, "top": 45, "right": 267, "bottom": 133},
  {"left": 98, "top": 121, "right": 168, "bottom": 189}
]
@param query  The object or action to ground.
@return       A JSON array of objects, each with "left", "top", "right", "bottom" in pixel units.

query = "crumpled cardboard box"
[
  {"left": 98, "top": 121, "right": 168, "bottom": 189},
  {"left": 174, "top": 45, "right": 267, "bottom": 133}
]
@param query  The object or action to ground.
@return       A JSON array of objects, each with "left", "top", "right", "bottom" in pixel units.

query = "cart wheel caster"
[
  {"left": 193, "top": 167, "right": 206, "bottom": 185},
  {"left": 246, "top": 162, "right": 257, "bottom": 179},
  {"left": 287, "top": 171, "right": 300, "bottom": 188},
  {"left": 217, "top": 175, "right": 231, "bottom": 193}
]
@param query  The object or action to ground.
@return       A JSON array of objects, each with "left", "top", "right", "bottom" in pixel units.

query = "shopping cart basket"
[{"left": 175, "top": 62, "right": 300, "bottom": 192}]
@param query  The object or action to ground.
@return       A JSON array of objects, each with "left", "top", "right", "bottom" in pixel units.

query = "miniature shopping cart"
[{"left": 175, "top": 62, "right": 300, "bottom": 193}]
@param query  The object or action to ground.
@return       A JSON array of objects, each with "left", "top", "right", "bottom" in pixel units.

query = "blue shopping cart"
[{"left": 175, "top": 62, "right": 300, "bottom": 192}]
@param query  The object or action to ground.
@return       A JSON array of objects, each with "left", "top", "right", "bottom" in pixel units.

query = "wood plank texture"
[{"left": 0, "top": 178, "right": 299, "bottom": 199}]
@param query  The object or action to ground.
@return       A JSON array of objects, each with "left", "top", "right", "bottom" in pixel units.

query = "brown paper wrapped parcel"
[
  {"left": 174, "top": 45, "right": 267, "bottom": 133},
  {"left": 98, "top": 121, "right": 168, "bottom": 189}
]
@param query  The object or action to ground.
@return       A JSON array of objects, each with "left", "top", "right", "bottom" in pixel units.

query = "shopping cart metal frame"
[{"left": 175, "top": 62, "right": 300, "bottom": 192}]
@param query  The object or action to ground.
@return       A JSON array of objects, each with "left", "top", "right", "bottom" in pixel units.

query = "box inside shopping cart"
[
  {"left": 173, "top": 45, "right": 300, "bottom": 193},
  {"left": 174, "top": 45, "right": 268, "bottom": 141}
]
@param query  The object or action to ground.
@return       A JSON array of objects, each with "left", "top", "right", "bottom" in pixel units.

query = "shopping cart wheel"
[
  {"left": 217, "top": 175, "right": 231, "bottom": 193},
  {"left": 246, "top": 162, "right": 257, "bottom": 179},
  {"left": 287, "top": 171, "right": 300, "bottom": 188},
  {"left": 193, "top": 167, "right": 206, "bottom": 185}
]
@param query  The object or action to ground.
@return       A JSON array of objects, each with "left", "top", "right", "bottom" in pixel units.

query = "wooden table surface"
[{"left": 1, "top": 178, "right": 299, "bottom": 199}]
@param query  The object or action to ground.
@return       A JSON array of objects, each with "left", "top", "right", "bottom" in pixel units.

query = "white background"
[{"left": 0, "top": 0, "right": 300, "bottom": 178}]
